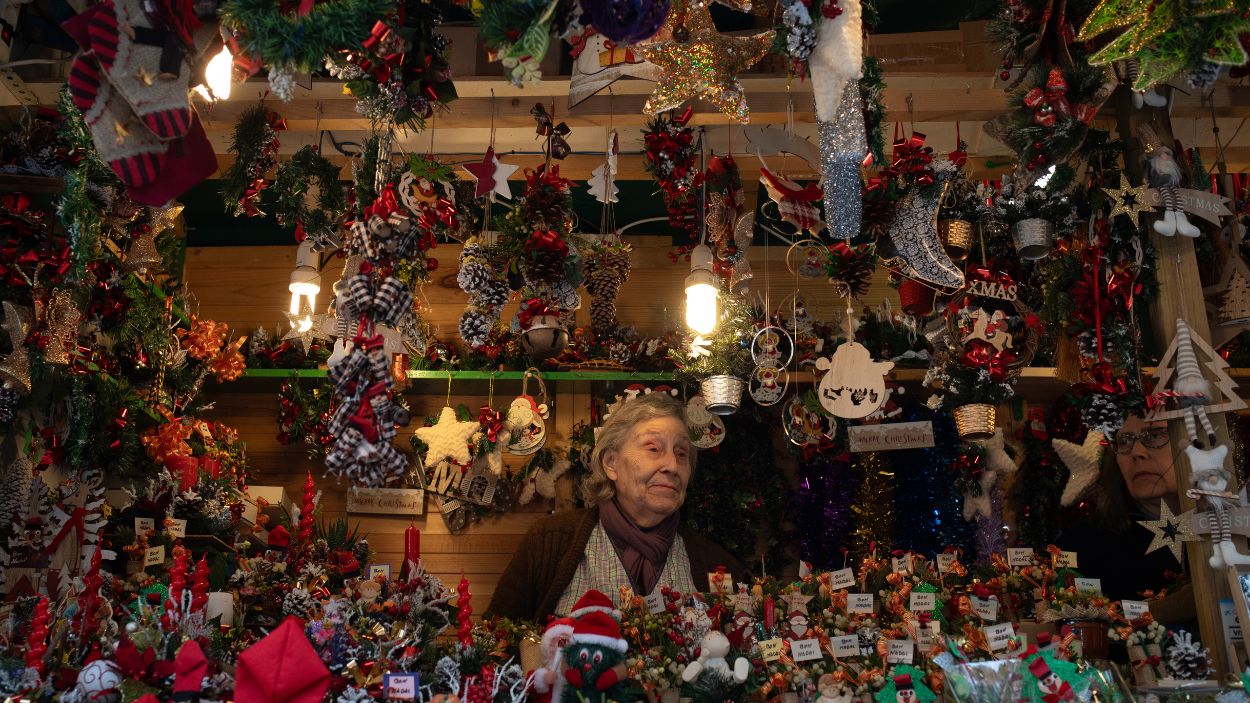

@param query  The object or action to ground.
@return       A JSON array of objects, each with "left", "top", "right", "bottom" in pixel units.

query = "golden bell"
[
  {"left": 938, "top": 219, "right": 974, "bottom": 261},
  {"left": 0, "top": 348, "right": 31, "bottom": 395},
  {"left": 121, "top": 231, "right": 162, "bottom": 275}
]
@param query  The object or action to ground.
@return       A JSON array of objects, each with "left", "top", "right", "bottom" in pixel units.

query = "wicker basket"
[
  {"left": 700, "top": 375, "right": 745, "bottom": 416},
  {"left": 952, "top": 403, "right": 996, "bottom": 441},
  {"left": 1011, "top": 218, "right": 1055, "bottom": 261},
  {"left": 938, "top": 219, "right": 974, "bottom": 261},
  {"left": 897, "top": 279, "right": 936, "bottom": 316},
  {"left": 1059, "top": 618, "right": 1110, "bottom": 661}
]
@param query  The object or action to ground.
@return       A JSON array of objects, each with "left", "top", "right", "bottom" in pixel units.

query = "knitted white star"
[
  {"left": 414, "top": 406, "right": 480, "bottom": 466},
  {"left": 1055, "top": 431, "right": 1105, "bottom": 506}
]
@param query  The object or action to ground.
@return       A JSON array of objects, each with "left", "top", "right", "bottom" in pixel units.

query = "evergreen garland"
[
  {"left": 219, "top": 0, "right": 394, "bottom": 76},
  {"left": 860, "top": 56, "right": 888, "bottom": 169},
  {"left": 220, "top": 106, "right": 282, "bottom": 217},
  {"left": 272, "top": 145, "right": 348, "bottom": 248}
]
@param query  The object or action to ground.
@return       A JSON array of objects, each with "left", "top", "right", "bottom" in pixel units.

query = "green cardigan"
[{"left": 485, "top": 506, "right": 747, "bottom": 622}]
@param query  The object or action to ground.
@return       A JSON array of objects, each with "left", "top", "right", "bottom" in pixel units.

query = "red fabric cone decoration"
[
  {"left": 267, "top": 524, "right": 291, "bottom": 551},
  {"left": 235, "top": 616, "right": 331, "bottom": 703},
  {"left": 173, "top": 641, "right": 208, "bottom": 696}
]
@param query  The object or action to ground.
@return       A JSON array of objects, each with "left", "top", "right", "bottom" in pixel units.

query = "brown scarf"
[{"left": 597, "top": 498, "right": 679, "bottom": 595}]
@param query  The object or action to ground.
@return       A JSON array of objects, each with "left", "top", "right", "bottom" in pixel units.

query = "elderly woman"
[
  {"left": 486, "top": 393, "right": 745, "bottom": 622},
  {"left": 1059, "top": 413, "right": 1194, "bottom": 626}
]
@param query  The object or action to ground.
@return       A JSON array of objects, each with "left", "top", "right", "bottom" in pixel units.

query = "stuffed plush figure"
[
  {"left": 817, "top": 674, "right": 855, "bottom": 703},
  {"left": 530, "top": 618, "right": 575, "bottom": 703},
  {"left": 561, "top": 612, "right": 630, "bottom": 703},
  {"left": 681, "top": 631, "right": 750, "bottom": 684}
]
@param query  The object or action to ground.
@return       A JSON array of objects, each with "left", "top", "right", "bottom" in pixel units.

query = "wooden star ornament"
[
  {"left": 1137, "top": 499, "right": 1199, "bottom": 563},
  {"left": 640, "top": 0, "right": 775, "bottom": 122},
  {"left": 462, "top": 147, "right": 519, "bottom": 201},
  {"left": 283, "top": 298, "right": 331, "bottom": 354},
  {"left": 1103, "top": 175, "right": 1152, "bottom": 223}
]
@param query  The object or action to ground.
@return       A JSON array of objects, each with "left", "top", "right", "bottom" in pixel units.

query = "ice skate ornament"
[
  {"left": 1184, "top": 444, "right": 1250, "bottom": 569},
  {"left": 1150, "top": 318, "right": 1246, "bottom": 447}
]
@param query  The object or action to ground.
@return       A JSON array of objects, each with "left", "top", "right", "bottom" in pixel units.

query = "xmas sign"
[
  {"left": 848, "top": 422, "right": 935, "bottom": 452},
  {"left": 347, "top": 488, "right": 426, "bottom": 515}
]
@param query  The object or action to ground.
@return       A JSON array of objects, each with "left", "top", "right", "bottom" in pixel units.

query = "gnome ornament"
[
  {"left": 1169, "top": 318, "right": 1219, "bottom": 447},
  {"left": 1141, "top": 125, "right": 1199, "bottom": 238},
  {"left": 1185, "top": 444, "right": 1250, "bottom": 568}
]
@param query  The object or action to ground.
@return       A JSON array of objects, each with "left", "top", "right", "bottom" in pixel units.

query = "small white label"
[
  {"left": 708, "top": 572, "right": 732, "bottom": 594},
  {"left": 368, "top": 564, "right": 391, "bottom": 580},
  {"left": 144, "top": 545, "right": 165, "bottom": 567},
  {"left": 645, "top": 591, "right": 666, "bottom": 615},
  {"left": 829, "top": 568, "right": 856, "bottom": 590},
  {"left": 166, "top": 519, "right": 186, "bottom": 538},
  {"left": 384, "top": 673, "right": 418, "bottom": 701},
  {"left": 1007, "top": 548, "right": 1034, "bottom": 567},
  {"left": 936, "top": 553, "right": 956, "bottom": 573},
  {"left": 892, "top": 555, "right": 910, "bottom": 574},
  {"left": 971, "top": 596, "right": 999, "bottom": 621},
  {"left": 759, "top": 638, "right": 784, "bottom": 662},
  {"left": 983, "top": 622, "right": 1016, "bottom": 651},
  {"left": 1053, "top": 551, "right": 1079, "bottom": 568},
  {"left": 1122, "top": 600, "right": 1151, "bottom": 620},
  {"left": 830, "top": 635, "right": 860, "bottom": 658},
  {"left": 909, "top": 591, "right": 936, "bottom": 612},
  {"left": 1221, "top": 599, "right": 1243, "bottom": 642},
  {"left": 790, "top": 638, "right": 824, "bottom": 662},
  {"left": 847, "top": 593, "right": 874, "bottom": 614},
  {"left": 135, "top": 517, "right": 154, "bottom": 534},
  {"left": 1074, "top": 577, "right": 1102, "bottom": 594},
  {"left": 886, "top": 639, "right": 914, "bottom": 664}
]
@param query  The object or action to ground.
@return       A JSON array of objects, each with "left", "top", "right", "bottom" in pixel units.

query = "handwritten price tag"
[
  {"left": 135, "top": 517, "right": 154, "bottom": 534},
  {"left": 847, "top": 593, "right": 874, "bottom": 614},
  {"left": 1074, "top": 577, "right": 1102, "bottom": 594},
  {"left": 891, "top": 556, "right": 910, "bottom": 574},
  {"left": 830, "top": 635, "right": 860, "bottom": 658},
  {"left": 936, "top": 553, "right": 956, "bottom": 573},
  {"left": 1007, "top": 548, "right": 1034, "bottom": 567},
  {"left": 144, "top": 545, "right": 165, "bottom": 567},
  {"left": 384, "top": 673, "right": 418, "bottom": 701},
  {"left": 829, "top": 568, "right": 856, "bottom": 590},
  {"left": 165, "top": 518, "right": 186, "bottom": 538},
  {"left": 1053, "top": 551, "right": 1079, "bottom": 568},
  {"left": 645, "top": 591, "right": 666, "bottom": 615},
  {"left": 971, "top": 597, "right": 999, "bottom": 622},
  {"left": 1122, "top": 600, "right": 1151, "bottom": 620},
  {"left": 790, "top": 638, "right": 824, "bottom": 662},
  {"left": 886, "top": 640, "right": 914, "bottom": 664},
  {"left": 707, "top": 572, "right": 733, "bottom": 594},
  {"left": 368, "top": 564, "right": 391, "bottom": 580},
  {"left": 909, "top": 591, "right": 936, "bottom": 612},
  {"left": 759, "top": 638, "right": 784, "bottom": 662},
  {"left": 983, "top": 622, "right": 1015, "bottom": 651}
]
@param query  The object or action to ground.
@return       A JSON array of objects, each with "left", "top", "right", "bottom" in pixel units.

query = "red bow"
[
  {"left": 478, "top": 405, "right": 504, "bottom": 443},
  {"left": 517, "top": 298, "right": 558, "bottom": 329},
  {"left": 364, "top": 186, "right": 400, "bottom": 221},
  {"left": 1072, "top": 361, "right": 1128, "bottom": 399},
  {"left": 331, "top": 549, "right": 360, "bottom": 575},
  {"left": 527, "top": 229, "right": 568, "bottom": 259},
  {"left": 962, "top": 340, "right": 1017, "bottom": 383},
  {"left": 888, "top": 132, "right": 934, "bottom": 187}
]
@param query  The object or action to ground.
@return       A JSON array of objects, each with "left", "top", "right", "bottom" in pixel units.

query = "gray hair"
[{"left": 581, "top": 392, "right": 694, "bottom": 504}]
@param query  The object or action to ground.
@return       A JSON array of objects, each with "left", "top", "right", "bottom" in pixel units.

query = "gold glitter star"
[
  {"left": 1137, "top": 499, "right": 1199, "bottom": 563},
  {"left": 150, "top": 203, "right": 184, "bottom": 235},
  {"left": 1103, "top": 174, "right": 1152, "bottom": 223},
  {"left": 640, "top": 0, "right": 774, "bottom": 123},
  {"left": 135, "top": 67, "right": 155, "bottom": 86}
]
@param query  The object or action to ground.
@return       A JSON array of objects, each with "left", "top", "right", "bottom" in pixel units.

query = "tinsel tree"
[
  {"left": 682, "top": 410, "right": 791, "bottom": 574},
  {"left": 793, "top": 452, "right": 857, "bottom": 568},
  {"left": 1012, "top": 413, "right": 1069, "bottom": 548},
  {"left": 850, "top": 451, "right": 895, "bottom": 554},
  {"left": 888, "top": 404, "right": 973, "bottom": 555}
]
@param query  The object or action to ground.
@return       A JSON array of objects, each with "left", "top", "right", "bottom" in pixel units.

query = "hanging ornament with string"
[
  {"left": 809, "top": 0, "right": 864, "bottom": 240},
  {"left": 749, "top": 326, "right": 792, "bottom": 407},
  {"left": 504, "top": 369, "right": 550, "bottom": 456},
  {"left": 813, "top": 306, "right": 895, "bottom": 419}
]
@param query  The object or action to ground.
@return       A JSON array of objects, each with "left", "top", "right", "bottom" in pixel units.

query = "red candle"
[
  {"left": 763, "top": 596, "right": 776, "bottom": 633},
  {"left": 191, "top": 555, "right": 209, "bottom": 613},
  {"left": 457, "top": 574, "right": 472, "bottom": 646},
  {"left": 298, "top": 472, "right": 316, "bottom": 545},
  {"left": 168, "top": 546, "right": 188, "bottom": 607},
  {"left": 403, "top": 524, "right": 420, "bottom": 578}
]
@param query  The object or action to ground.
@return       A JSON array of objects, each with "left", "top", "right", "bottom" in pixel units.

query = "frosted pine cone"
[{"left": 459, "top": 309, "right": 494, "bottom": 348}]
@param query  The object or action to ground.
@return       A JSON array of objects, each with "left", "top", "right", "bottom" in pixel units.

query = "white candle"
[{"left": 206, "top": 592, "right": 234, "bottom": 628}]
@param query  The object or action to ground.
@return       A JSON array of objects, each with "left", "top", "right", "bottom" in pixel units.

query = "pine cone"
[
  {"left": 282, "top": 588, "right": 317, "bottom": 618},
  {"left": 520, "top": 254, "right": 564, "bottom": 285},
  {"left": 591, "top": 299, "right": 619, "bottom": 335},
  {"left": 457, "top": 260, "right": 494, "bottom": 294},
  {"left": 459, "top": 309, "right": 494, "bottom": 348},
  {"left": 476, "top": 278, "right": 511, "bottom": 310},
  {"left": 1080, "top": 393, "right": 1124, "bottom": 436}
]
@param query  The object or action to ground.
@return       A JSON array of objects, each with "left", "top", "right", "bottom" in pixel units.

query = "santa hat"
[
  {"left": 235, "top": 616, "right": 331, "bottom": 703},
  {"left": 1028, "top": 657, "right": 1054, "bottom": 679},
  {"left": 1035, "top": 632, "right": 1053, "bottom": 648},
  {"left": 541, "top": 617, "right": 576, "bottom": 657},
  {"left": 571, "top": 611, "right": 628, "bottom": 654},
  {"left": 894, "top": 675, "right": 914, "bottom": 691},
  {"left": 172, "top": 641, "right": 208, "bottom": 698},
  {"left": 569, "top": 589, "right": 620, "bottom": 620},
  {"left": 267, "top": 525, "right": 291, "bottom": 550}
]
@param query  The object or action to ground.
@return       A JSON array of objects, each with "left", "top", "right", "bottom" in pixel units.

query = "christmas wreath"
[{"left": 272, "top": 145, "right": 348, "bottom": 251}]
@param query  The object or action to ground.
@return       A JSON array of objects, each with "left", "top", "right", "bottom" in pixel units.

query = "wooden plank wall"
[{"left": 186, "top": 238, "right": 887, "bottom": 605}]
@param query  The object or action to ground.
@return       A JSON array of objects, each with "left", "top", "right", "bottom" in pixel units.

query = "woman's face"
[
  {"left": 1115, "top": 415, "right": 1177, "bottom": 502},
  {"left": 603, "top": 415, "right": 692, "bottom": 528}
]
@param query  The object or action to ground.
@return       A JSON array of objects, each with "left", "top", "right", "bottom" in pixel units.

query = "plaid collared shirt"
[{"left": 555, "top": 520, "right": 697, "bottom": 615}]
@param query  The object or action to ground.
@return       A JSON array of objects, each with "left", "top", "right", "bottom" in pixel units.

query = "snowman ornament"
[{"left": 814, "top": 341, "right": 895, "bottom": 419}]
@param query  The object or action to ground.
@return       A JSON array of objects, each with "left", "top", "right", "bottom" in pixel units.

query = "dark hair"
[{"left": 1093, "top": 447, "right": 1134, "bottom": 534}]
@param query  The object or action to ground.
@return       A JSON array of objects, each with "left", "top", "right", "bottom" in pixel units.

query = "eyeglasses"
[{"left": 1112, "top": 427, "right": 1170, "bottom": 454}]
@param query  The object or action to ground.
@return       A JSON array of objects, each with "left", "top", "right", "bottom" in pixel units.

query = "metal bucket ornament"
[
  {"left": 505, "top": 368, "right": 550, "bottom": 456},
  {"left": 938, "top": 219, "right": 974, "bottom": 261},
  {"left": 952, "top": 403, "right": 996, "bottom": 441},
  {"left": 897, "top": 278, "right": 936, "bottom": 317},
  {"left": 1011, "top": 218, "right": 1055, "bottom": 261},
  {"left": 518, "top": 299, "right": 568, "bottom": 360},
  {"left": 700, "top": 375, "right": 745, "bottom": 415}
]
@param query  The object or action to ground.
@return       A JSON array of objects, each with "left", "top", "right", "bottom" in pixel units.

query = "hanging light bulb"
[
  {"left": 194, "top": 44, "right": 233, "bottom": 102},
  {"left": 684, "top": 243, "right": 718, "bottom": 335},
  {"left": 288, "top": 240, "right": 320, "bottom": 332}
]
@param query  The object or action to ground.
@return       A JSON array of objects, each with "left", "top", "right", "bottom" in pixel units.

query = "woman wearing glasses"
[{"left": 1059, "top": 415, "right": 1196, "bottom": 626}]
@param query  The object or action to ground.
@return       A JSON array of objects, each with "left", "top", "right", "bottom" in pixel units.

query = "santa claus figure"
[
  {"left": 1029, "top": 658, "right": 1074, "bottom": 703},
  {"left": 531, "top": 618, "right": 575, "bottom": 703},
  {"left": 894, "top": 674, "right": 918, "bottom": 703},
  {"left": 785, "top": 608, "right": 810, "bottom": 640}
]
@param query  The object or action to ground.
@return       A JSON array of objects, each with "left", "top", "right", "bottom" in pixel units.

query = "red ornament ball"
[{"left": 999, "top": 70, "right": 1011, "bottom": 81}]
